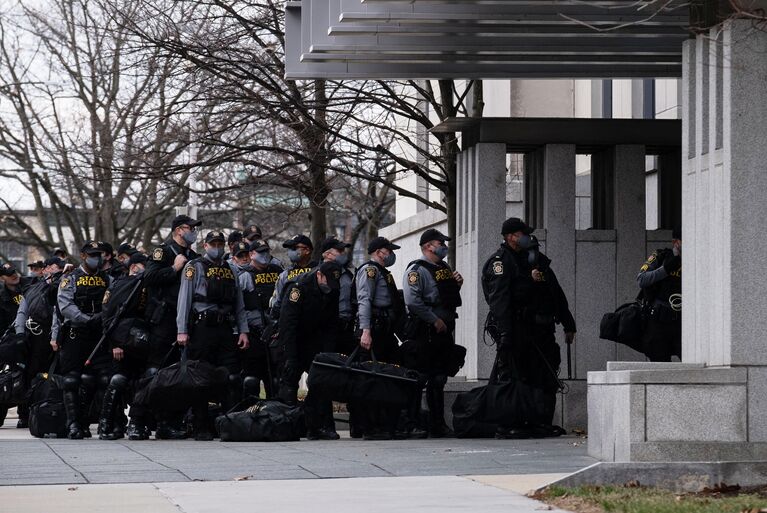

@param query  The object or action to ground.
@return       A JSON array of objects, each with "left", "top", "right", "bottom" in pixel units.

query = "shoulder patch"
[
  {"left": 60, "top": 277, "right": 70, "bottom": 289},
  {"left": 289, "top": 287, "right": 301, "bottom": 303},
  {"left": 647, "top": 254, "right": 656, "bottom": 264},
  {"left": 492, "top": 261, "right": 504, "bottom": 275},
  {"left": 153, "top": 248, "right": 164, "bottom": 261},
  {"left": 366, "top": 266, "right": 377, "bottom": 279},
  {"left": 407, "top": 271, "right": 419, "bottom": 286},
  {"left": 185, "top": 266, "right": 195, "bottom": 280},
  {"left": 102, "top": 290, "right": 111, "bottom": 305}
]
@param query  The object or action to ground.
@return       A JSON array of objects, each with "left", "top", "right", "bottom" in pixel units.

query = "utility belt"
[
  {"left": 517, "top": 307, "right": 556, "bottom": 326},
  {"left": 192, "top": 310, "right": 235, "bottom": 327}
]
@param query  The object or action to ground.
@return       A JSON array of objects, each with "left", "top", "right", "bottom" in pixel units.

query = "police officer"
[
  {"left": 98, "top": 252, "right": 149, "bottom": 440},
  {"left": 225, "top": 231, "right": 244, "bottom": 262},
  {"left": 54, "top": 241, "right": 112, "bottom": 439},
  {"left": 12, "top": 258, "right": 66, "bottom": 428},
  {"left": 320, "top": 237, "right": 354, "bottom": 345},
  {"left": 27, "top": 261, "right": 45, "bottom": 281},
  {"left": 176, "top": 230, "right": 250, "bottom": 440},
  {"left": 0, "top": 264, "right": 25, "bottom": 427},
  {"left": 100, "top": 242, "right": 127, "bottom": 279},
  {"left": 238, "top": 239, "right": 283, "bottom": 398},
  {"left": 277, "top": 261, "right": 342, "bottom": 440},
  {"left": 356, "top": 236, "right": 417, "bottom": 439},
  {"left": 144, "top": 214, "right": 201, "bottom": 439},
  {"left": 403, "top": 229, "right": 463, "bottom": 438},
  {"left": 116, "top": 243, "right": 139, "bottom": 267},
  {"left": 637, "top": 226, "right": 682, "bottom": 362},
  {"left": 481, "top": 217, "right": 575, "bottom": 439},
  {"left": 270, "top": 235, "right": 316, "bottom": 319},
  {"left": 243, "top": 225, "right": 282, "bottom": 267}
]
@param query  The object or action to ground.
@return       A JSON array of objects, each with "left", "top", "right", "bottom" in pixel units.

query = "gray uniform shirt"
[
  {"left": 14, "top": 297, "right": 29, "bottom": 335},
  {"left": 356, "top": 262, "right": 393, "bottom": 330},
  {"left": 176, "top": 256, "right": 249, "bottom": 334},
  {"left": 403, "top": 258, "right": 446, "bottom": 325}
]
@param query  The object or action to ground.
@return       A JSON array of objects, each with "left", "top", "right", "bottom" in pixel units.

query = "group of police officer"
[{"left": 0, "top": 213, "right": 684, "bottom": 441}]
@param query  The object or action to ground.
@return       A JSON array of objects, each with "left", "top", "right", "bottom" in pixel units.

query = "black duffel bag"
[
  {"left": 307, "top": 348, "right": 419, "bottom": 406},
  {"left": 134, "top": 347, "right": 218, "bottom": 412},
  {"left": 0, "top": 364, "right": 25, "bottom": 405},
  {"left": 599, "top": 301, "right": 646, "bottom": 352},
  {"left": 215, "top": 398, "right": 305, "bottom": 442},
  {"left": 27, "top": 359, "right": 67, "bottom": 438}
]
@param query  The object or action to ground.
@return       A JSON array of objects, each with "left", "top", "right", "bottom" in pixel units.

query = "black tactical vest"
[
  {"left": 243, "top": 264, "right": 282, "bottom": 311},
  {"left": 195, "top": 259, "right": 236, "bottom": 305},
  {"left": 366, "top": 260, "right": 406, "bottom": 322},
  {"left": 409, "top": 259, "right": 462, "bottom": 310},
  {"left": 73, "top": 268, "right": 108, "bottom": 314}
]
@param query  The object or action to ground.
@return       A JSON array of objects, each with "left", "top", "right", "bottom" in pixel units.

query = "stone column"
[
  {"left": 613, "top": 145, "right": 647, "bottom": 361},
  {"left": 541, "top": 144, "right": 577, "bottom": 369},
  {"left": 455, "top": 143, "right": 507, "bottom": 381}
]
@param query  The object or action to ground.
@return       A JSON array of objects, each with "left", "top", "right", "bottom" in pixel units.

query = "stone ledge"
[
  {"left": 605, "top": 361, "right": 704, "bottom": 371},
  {"left": 630, "top": 442, "right": 767, "bottom": 462},
  {"left": 588, "top": 367, "right": 747, "bottom": 385},
  {"left": 549, "top": 460, "right": 767, "bottom": 492}
]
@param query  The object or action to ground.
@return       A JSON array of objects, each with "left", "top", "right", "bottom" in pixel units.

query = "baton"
[
  {"left": 85, "top": 278, "right": 143, "bottom": 366},
  {"left": 566, "top": 339, "right": 573, "bottom": 380}
]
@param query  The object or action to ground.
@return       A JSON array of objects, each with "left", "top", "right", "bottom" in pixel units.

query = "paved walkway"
[{"left": 0, "top": 411, "right": 593, "bottom": 512}]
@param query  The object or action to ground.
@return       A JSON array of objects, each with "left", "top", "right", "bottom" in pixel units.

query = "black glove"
[
  {"left": 87, "top": 313, "right": 103, "bottom": 330},
  {"left": 663, "top": 255, "right": 681, "bottom": 274}
]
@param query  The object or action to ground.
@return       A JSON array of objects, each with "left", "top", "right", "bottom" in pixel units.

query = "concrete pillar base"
[{"left": 587, "top": 362, "right": 758, "bottom": 462}]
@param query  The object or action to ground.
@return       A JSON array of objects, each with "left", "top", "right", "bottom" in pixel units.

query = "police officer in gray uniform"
[
  {"left": 356, "top": 236, "right": 417, "bottom": 439},
  {"left": 403, "top": 229, "right": 464, "bottom": 438},
  {"left": 176, "top": 230, "right": 250, "bottom": 440},
  {"left": 54, "top": 241, "right": 112, "bottom": 439},
  {"left": 237, "top": 240, "right": 283, "bottom": 397},
  {"left": 319, "top": 237, "right": 354, "bottom": 340},
  {"left": 270, "top": 235, "right": 316, "bottom": 319}
]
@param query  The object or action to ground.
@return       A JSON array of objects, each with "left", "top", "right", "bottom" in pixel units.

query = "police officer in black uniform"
[
  {"left": 143, "top": 214, "right": 201, "bottom": 439},
  {"left": 0, "top": 264, "right": 25, "bottom": 427},
  {"left": 481, "top": 218, "right": 576, "bottom": 439},
  {"left": 277, "top": 261, "right": 342, "bottom": 440},
  {"left": 238, "top": 239, "right": 283, "bottom": 398},
  {"left": 320, "top": 237, "right": 354, "bottom": 349},
  {"left": 637, "top": 226, "right": 682, "bottom": 362},
  {"left": 270, "top": 235, "right": 316, "bottom": 319},
  {"left": 54, "top": 241, "right": 112, "bottom": 439},
  {"left": 177, "top": 230, "right": 250, "bottom": 440},
  {"left": 403, "top": 229, "right": 464, "bottom": 438},
  {"left": 98, "top": 252, "right": 150, "bottom": 440}
]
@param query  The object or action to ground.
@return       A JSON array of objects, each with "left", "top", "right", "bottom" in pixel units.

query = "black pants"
[
  {"left": 281, "top": 352, "right": 334, "bottom": 433},
  {"left": 242, "top": 325, "right": 272, "bottom": 398},
  {"left": 496, "top": 323, "right": 561, "bottom": 426},
  {"left": 643, "top": 317, "right": 681, "bottom": 362}
]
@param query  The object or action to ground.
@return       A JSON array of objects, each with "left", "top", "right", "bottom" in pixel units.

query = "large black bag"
[
  {"left": 133, "top": 348, "right": 218, "bottom": 411},
  {"left": 0, "top": 364, "right": 25, "bottom": 404},
  {"left": 27, "top": 361, "right": 67, "bottom": 438},
  {"left": 307, "top": 348, "right": 419, "bottom": 406},
  {"left": 215, "top": 398, "right": 305, "bottom": 442},
  {"left": 599, "top": 301, "right": 645, "bottom": 352}
]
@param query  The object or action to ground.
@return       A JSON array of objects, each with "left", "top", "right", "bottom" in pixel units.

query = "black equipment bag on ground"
[
  {"left": 451, "top": 356, "right": 547, "bottom": 438},
  {"left": 27, "top": 359, "right": 67, "bottom": 438},
  {"left": 215, "top": 397, "right": 305, "bottom": 442},
  {"left": 307, "top": 348, "right": 419, "bottom": 406},
  {"left": 599, "top": 301, "right": 645, "bottom": 352},
  {"left": 134, "top": 347, "right": 217, "bottom": 412},
  {"left": 0, "top": 364, "right": 25, "bottom": 405}
]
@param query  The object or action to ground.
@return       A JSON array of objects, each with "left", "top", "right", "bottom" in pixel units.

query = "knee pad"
[
  {"left": 109, "top": 374, "right": 129, "bottom": 391},
  {"left": 80, "top": 373, "right": 97, "bottom": 390},
  {"left": 63, "top": 373, "right": 81, "bottom": 391},
  {"left": 242, "top": 376, "right": 259, "bottom": 395}
]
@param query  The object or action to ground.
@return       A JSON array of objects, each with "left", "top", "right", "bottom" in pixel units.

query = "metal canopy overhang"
[
  {"left": 285, "top": 0, "right": 689, "bottom": 79},
  {"left": 431, "top": 117, "right": 682, "bottom": 153}
]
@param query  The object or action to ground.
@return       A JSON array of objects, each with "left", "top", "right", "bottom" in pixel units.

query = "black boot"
[
  {"left": 155, "top": 419, "right": 187, "bottom": 440},
  {"left": 126, "top": 418, "right": 150, "bottom": 440},
  {"left": 193, "top": 403, "right": 213, "bottom": 441},
  {"left": 63, "top": 390, "right": 84, "bottom": 440},
  {"left": 16, "top": 404, "right": 29, "bottom": 429},
  {"left": 98, "top": 386, "right": 121, "bottom": 440},
  {"left": 79, "top": 376, "right": 97, "bottom": 438}
]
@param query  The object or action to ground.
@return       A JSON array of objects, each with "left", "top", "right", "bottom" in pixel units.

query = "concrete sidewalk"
[{"left": 0, "top": 475, "right": 572, "bottom": 513}]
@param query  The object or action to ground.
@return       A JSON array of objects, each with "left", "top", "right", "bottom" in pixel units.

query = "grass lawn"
[{"left": 532, "top": 484, "right": 767, "bottom": 513}]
